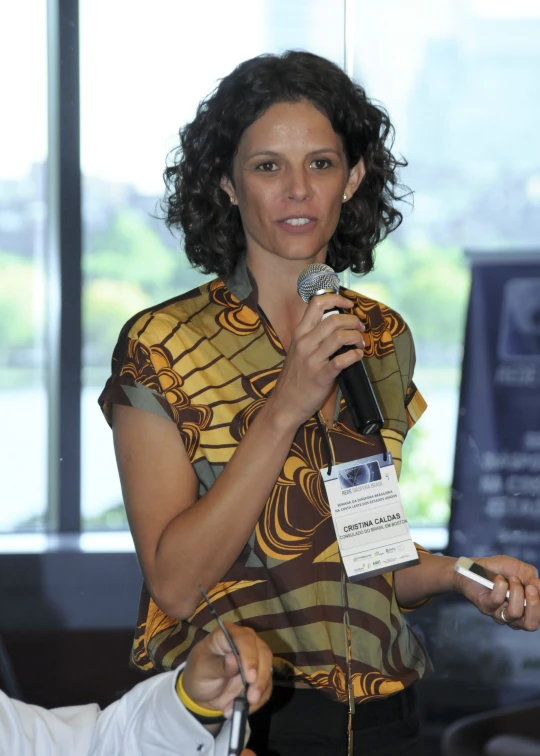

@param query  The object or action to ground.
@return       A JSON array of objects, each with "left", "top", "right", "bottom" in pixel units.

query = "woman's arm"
[
  {"left": 393, "top": 551, "right": 456, "bottom": 607},
  {"left": 114, "top": 398, "right": 297, "bottom": 619},
  {"left": 395, "top": 551, "right": 540, "bottom": 630},
  {"left": 113, "top": 293, "right": 365, "bottom": 619}
]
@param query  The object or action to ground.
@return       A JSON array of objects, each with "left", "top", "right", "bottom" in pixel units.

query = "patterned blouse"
[{"left": 99, "top": 257, "right": 430, "bottom": 704}]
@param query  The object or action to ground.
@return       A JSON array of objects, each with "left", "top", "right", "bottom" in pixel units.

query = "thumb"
[{"left": 222, "top": 650, "right": 241, "bottom": 678}]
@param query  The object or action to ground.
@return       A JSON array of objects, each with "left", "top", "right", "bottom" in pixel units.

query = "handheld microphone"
[{"left": 297, "top": 263, "right": 384, "bottom": 436}]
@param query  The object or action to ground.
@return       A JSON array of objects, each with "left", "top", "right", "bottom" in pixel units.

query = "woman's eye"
[
  {"left": 256, "top": 162, "right": 278, "bottom": 172},
  {"left": 311, "top": 159, "right": 331, "bottom": 169}
]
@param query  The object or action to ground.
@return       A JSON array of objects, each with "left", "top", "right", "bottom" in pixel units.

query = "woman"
[{"left": 99, "top": 51, "right": 540, "bottom": 755}]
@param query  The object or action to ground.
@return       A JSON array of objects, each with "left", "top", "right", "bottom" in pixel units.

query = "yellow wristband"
[{"left": 176, "top": 671, "right": 225, "bottom": 721}]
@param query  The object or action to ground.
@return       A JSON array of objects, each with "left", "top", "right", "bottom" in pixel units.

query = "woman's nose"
[{"left": 285, "top": 167, "right": 310, "bottom": 201}]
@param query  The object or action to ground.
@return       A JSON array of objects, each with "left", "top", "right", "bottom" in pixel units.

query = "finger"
[
  {"left": 246, "top": 640, "right": 273, "bottom": 706},
  {"left": 520, "top": 563, "right": 540, "bottom": 582},
  {"left": 320, "top": 328, "right": 365, "bottom": 364},
  {"left": 291, "top": 330, "right": 365, "bottom": 384},
  {"left": 296, "top": 294, "right": 363, "bottom": 336},
  {"left": 204, "top": 625, "right": 256, "bottom": 684},
  {"left": 184, "top": 626, "right": 232, "bottom": 686},
  {"left": 484, "top": 558, "right": 540, "bottom": 607},
  {"left": 318, "top": 312, "right": 366, "bottom": 341},
  {"left": 326, "top": 348, "right": 365, "bottom": 378},
  {"left": 222, "top": 650, "right": 241, "bottom": 678},
  {"left": 522, "top": 584, "right": 540, "bottom": 631},
  {"left": 207, "top": 624, "right": 238, "bottom": 658},
  {"left": 479, "top": 555, "right": 538, "bottom": 585},
  {"left": 505, "top": 575, "right": 526, "bottom": 623},
  {"left": 223, "top": 623, "right": 260, "bottom": 683},
  {"left": 524, "top": 573, "right": 540, "bottom": 594},
  {"left": 488, "top": 575, "right": 510, "bottom": 609},
  {"left": 302, "top": 321, "right": 366, "bottom": 369},
  {"left": 294, "top": 314, "right": 365, "bottom": 359},
  {"left": 249, "top": 670, "right": 273, "bottom": 714}
]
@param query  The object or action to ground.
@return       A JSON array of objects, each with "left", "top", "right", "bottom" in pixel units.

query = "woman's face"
[{"left": 221, "top": 100, "right": 363, "bottom": 270}]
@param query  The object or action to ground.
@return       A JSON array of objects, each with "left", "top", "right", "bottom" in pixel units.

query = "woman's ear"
[
  {"left": 220, "top": 175, "right": 237, "bottom": 205},
  {"left": 344, "top": 158, "right": 365, "bottom": 200}
]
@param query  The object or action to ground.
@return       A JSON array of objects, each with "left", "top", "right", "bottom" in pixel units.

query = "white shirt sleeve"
[{"left": 0, "top": 666, "right": 232, "bottom": 756}]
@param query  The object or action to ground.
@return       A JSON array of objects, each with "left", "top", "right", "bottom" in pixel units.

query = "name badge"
[{"left": 321, "top": 452, "right": 419, "bottom": 581}]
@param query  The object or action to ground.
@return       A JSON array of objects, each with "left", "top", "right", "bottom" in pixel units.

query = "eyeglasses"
[{"left": 199, "top": 586, "right": 248, "bottom": 756}]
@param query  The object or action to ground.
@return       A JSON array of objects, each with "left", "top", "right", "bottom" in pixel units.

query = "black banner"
[{"left": 448, "top": 253, "right": 540, "bottom": 564}]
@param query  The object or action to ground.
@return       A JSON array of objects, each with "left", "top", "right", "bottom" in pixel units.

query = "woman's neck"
[{"left": 246, "top": 252, "right": 316, "bottom": 350}]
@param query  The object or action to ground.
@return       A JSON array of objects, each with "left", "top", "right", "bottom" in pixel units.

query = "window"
[
  {"left": 0, "top": 2, "right": 48, "bottom": 532},
  {"left": 345, "top": 0, "right": 540, "bottom": 537},
  {"left": 3, "top": 0, "right": 540, "bottom": 543}
]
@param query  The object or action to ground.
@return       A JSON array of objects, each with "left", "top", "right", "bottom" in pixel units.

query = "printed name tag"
[{"left": 321, "top": 452, "right": 419, "bottom": 581}]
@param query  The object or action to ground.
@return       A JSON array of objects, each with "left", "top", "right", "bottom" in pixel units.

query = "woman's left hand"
[{"left": 455, "top": 555, "right": 540, "bottom": 630}]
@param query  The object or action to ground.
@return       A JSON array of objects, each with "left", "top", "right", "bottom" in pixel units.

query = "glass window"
[
  {"left": 0, "top": 3, "right": 48, "bottom": 532},
  {"left": 349, "top": 0, "right": 540, "bottom": 527},
  {"left": 80, "top": 0, "right": 345, "bottom": 529}
]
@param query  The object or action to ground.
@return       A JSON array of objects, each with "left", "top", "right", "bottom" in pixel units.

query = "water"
[
  {"left": 0, "top": 386, "right": 458, "bottom": 532},
  {"left": 0, "top": 386, "right": 121, "bottom": 531}
]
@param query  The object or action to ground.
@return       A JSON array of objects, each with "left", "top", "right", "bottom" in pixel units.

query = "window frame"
[{"left": 47, "top": 0, "right": 82, "bottom": 533}]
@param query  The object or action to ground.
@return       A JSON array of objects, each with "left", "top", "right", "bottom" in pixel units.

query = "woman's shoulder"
[
  {"left": 118, "top": 280, "right": 216, "bottom": 346},
  {"left": 341, "top": 286, "right": 417, "bottom": 385},
  {"left": 341, "top": 286, "right": 412, "bottom": 340}
]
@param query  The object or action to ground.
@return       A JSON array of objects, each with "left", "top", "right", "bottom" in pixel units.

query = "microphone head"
[{"left": 297, "top": 263, "right": 340, "bottom": 303}]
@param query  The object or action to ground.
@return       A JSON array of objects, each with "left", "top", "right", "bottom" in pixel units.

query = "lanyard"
[
  {"left": 341, "top": 572, "right": 355, "bottom": 756},
  {"left": 316, "top": 413, "right": 355, "bottom": 754},
  {"left": 315, "top": 410, "right": 336, "bottom": 475}
]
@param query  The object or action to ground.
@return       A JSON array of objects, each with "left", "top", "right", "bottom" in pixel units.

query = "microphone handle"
[
  {"left": 329, "top": 306, "right": 384, "bottom": 436},
  {"left": 338, "top": 356, "right": 384, "bottom": 436}
]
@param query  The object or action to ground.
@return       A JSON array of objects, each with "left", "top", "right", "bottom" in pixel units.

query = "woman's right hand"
[{"left": 268, "top": 293, "right": 365, "bottom": 427}]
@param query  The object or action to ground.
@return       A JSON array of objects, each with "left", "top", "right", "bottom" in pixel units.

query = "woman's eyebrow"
[
  {"left": 245, "top": 150, "right": 281, "bottom": 159},
  {"left": 309, "top": 148, "right": 342, "bottom": 156},
  {"left": 245, "top": 147, "right": 342, "bottom": 159}
]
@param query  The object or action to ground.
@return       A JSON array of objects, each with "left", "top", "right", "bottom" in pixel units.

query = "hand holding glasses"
[{"left": 199, "top": 586, "right": 249, "bottom": 756}]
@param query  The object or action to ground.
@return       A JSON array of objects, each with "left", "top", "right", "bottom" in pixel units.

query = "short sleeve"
[
  {"left": 98, "top": 313, "right": 176, "bottom": 428},
  {"left": 394, "top": 321, "right": 427, "bottom": 433},
  {"left": 405, "top": 380, "right": 427, "bottom": 430},
  {"left": 392, "top": 320, "right": 431, "bottom": 612}
]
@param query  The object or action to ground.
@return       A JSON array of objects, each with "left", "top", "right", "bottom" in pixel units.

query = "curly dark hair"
[{"left": 164, "top": 50, "right": 410, "bottom": 277}]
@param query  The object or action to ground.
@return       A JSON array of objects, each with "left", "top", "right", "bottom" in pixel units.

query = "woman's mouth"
[{"left": 278, "top": 217, "right": 317, "bottom": 232}]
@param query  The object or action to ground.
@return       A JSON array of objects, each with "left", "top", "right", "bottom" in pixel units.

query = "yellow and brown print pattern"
[{"left": 99, "top": 258, "right": 429, "bottom": 703}]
